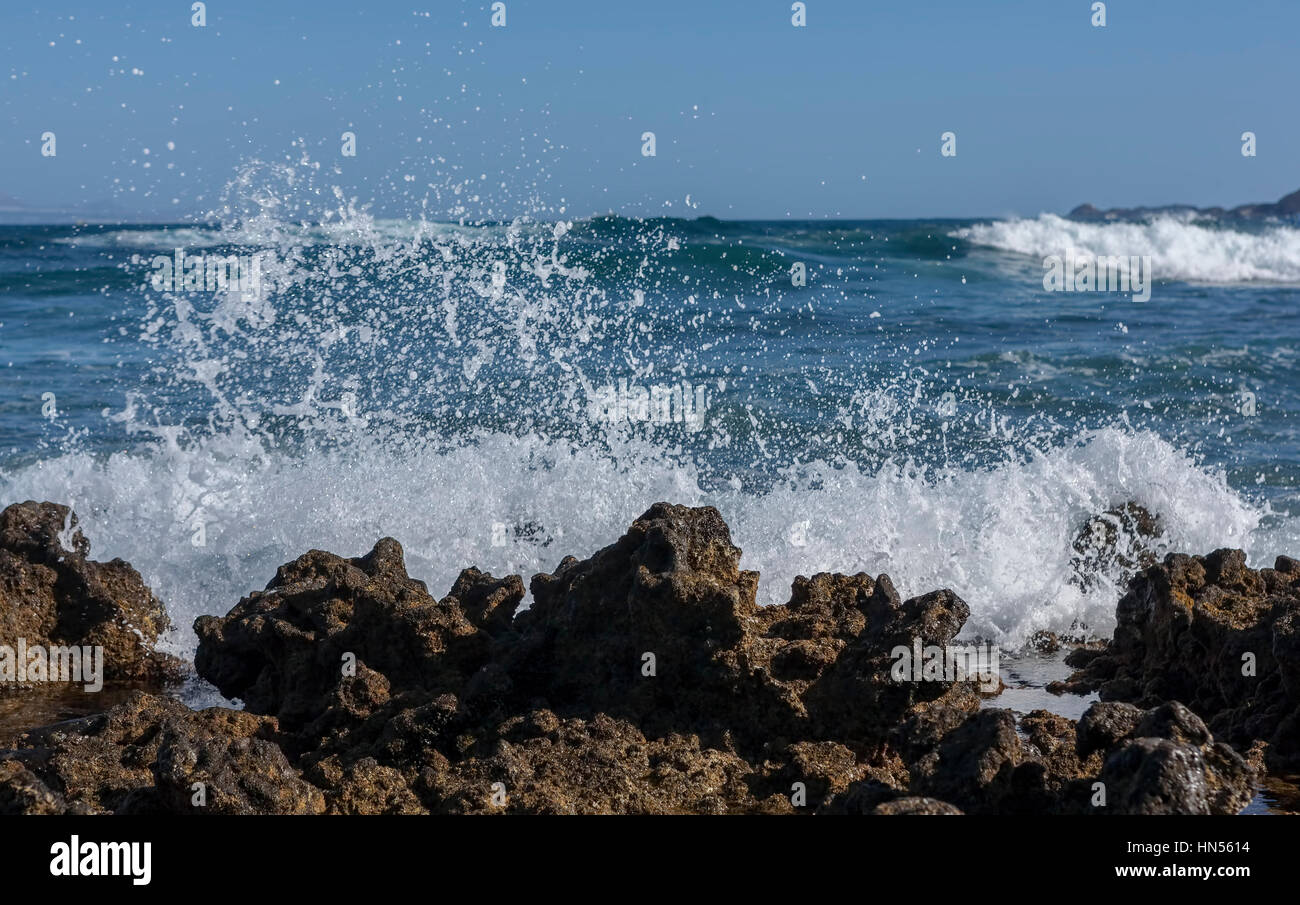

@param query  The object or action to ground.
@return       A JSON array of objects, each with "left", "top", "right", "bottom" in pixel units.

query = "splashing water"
[{"left": 4, "top": 162, "right": 1299, "bottom": 665}]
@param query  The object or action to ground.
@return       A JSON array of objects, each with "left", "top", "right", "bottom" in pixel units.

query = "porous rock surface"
[{"left": 0, "top": 502, "right": 1265, "bottom": 814}]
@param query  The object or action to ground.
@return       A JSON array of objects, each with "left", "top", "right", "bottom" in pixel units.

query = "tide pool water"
[{"left": 3, "top": 189, "right": 1299, "bottom": 662}]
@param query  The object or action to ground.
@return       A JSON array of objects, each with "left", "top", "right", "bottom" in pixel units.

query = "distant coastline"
[{"left": 1069, "top": 187, "right": 1300, "bottom": 223}]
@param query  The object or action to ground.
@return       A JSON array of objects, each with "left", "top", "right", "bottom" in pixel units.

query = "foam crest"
[{"left": 955, "top": 214, "right": 1300, "bottom": 284}]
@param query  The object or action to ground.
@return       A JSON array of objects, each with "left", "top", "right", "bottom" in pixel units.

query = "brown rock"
[
  {"left": 0, "top": 691, "right": 292, "bottom": 814},
  {"left": 6, "top": 500, "right": 1269, "bottom": 816},
  {"left": 0, "top": 758, "right": 77, "bottom": 814},
  {"left": 1063, "top": 548, "right": 1300, "bottom": 767},
  {"left": 154, "top": 726, "right": 326, "bottom": 815},
  {"left": 872, "top": 796, "right": 964, "bottom": 815},
  {"left": 194, "top": 538, "right": 493, "bottom": 729},
  {"left": 0, "top": 501, "right": 182, "bottom": 686}
]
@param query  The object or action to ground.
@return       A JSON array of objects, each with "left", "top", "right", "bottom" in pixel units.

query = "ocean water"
[{"left": 3, "top": 190, "right": 1300, "bottom": 666}]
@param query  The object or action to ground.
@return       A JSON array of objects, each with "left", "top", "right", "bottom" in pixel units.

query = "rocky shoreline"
[{"left": 1, "top": 498, "right": 1296, "bottom": 815}]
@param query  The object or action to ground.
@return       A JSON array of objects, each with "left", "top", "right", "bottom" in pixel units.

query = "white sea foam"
[
  {"left": 955, "top": 214, "right": 1300, "bottom": 284},
  {"left": 0, "top": 426, "right": 1278, "bottom": 671}
]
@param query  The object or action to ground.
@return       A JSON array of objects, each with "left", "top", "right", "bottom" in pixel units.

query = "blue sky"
[{"left": 2, "top": 0, "right": 1297, "bottom": 220}]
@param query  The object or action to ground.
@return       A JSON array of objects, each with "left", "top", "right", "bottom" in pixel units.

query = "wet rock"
[
  {"left": 1022, "top": 709, "right": 1094, "bottom": 781},
  {"left": 897, "top": 698, "right": 1255, "bottom": 815},
  {"left": 1134, "top": 700, "right": 1213, "bottom": 747},
  {"left": 1076, "top": 701, "right": 1145, "bottom": 755},
  {"left": 1062, "top": 548, "right": 1300, "bottom": 767},
  {"left": 1070, "top": 502, "right": 1164, "bottom": 591},
  {"left": 154, "top": 727, "right": 326, "bottom": 815},
  {"left": 7, "top": 501, "right": 1274, "bottom": 815},
  {"left": 444, "top": 568, "right": 525, "bottom": 635},
  {"left": 194, "top": 538, "right": 493, "bottom": 729},
  {"left": 993, "top": 711, "right": 1105, "bottom": 814},
  {"left": 240, "top": 505, "right": 987, "bottom": 812},
  {"left": 0, "top": 691, "right": 292, "bottom": 814},
  {"left": 1100, "top": 737, "right": 1253, "bottom": 815},
  {"left": 1062, "top": 644, "right": 1106, "bottom": 669},
  {"left": 189, "top": 502, "right": 989, "bottom": 815},
  {"left": 302, "top": 662, "right": 393, "bottom": 740},
  {"left": 1077, "top": 701, "right": 1255, "bottom": 815},
  {"left": 871, "top": 797, "right": 963, "bottom": 815},
  {"left": 801, "top": 585, "right": 980, "bottom": 743},
  {"left": 509, "top": 504, "right": 769, "bottom": 738},
  {"left": 417, "top": 711, "right": 771, "bottom": 815},
  {"left": 909, "top": 708, "right": 1024, "bottom": 812},
  {"left": 773, "top": 741, "right": 869, "bottom": 809},
  {"left": 1027, "top": 631, "right": 1061, "bottom": 653},
  {"left": 0, "top": 501, "right": 182, "bottom": 686},
  {"left": 0, "top": 758, "right": 78, "bottom": 814},
  {"left": 306, "top": 755, "right": 425, "bottom": 815}
]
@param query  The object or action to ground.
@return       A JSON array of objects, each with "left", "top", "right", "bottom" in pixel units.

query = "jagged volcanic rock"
[
  {"left": 193, "top": 538, "right": 504, "bottom": 729},
  {"left": 0, "top": 501, "right": 182, "bottom": 686},
  {"left": 1059, "top": 548, "right": 1300, "bottom": 768},
  {"left": 0, "top": 501, "right": 1267, "bottom": 814},
  {"left": 0, "top": 691, "right": 314, "bottom": 814}
]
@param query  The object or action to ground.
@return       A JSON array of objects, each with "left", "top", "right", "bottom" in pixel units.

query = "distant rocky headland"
[
  {"left": 1, "top": 498, "right": 1298, "bottom": 815},
  {"left": 1069, "top": 187, "right": 1300, "bottom": 223}
]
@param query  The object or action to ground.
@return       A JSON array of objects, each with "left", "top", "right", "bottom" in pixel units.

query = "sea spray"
[{"left": 2, "top": 163, "right": 1294, "bottom": 687}]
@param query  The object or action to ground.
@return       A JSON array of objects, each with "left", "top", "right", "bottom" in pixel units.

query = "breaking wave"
[{"left": 955, "top": 213, "right": 1300, "bottom": 284}]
